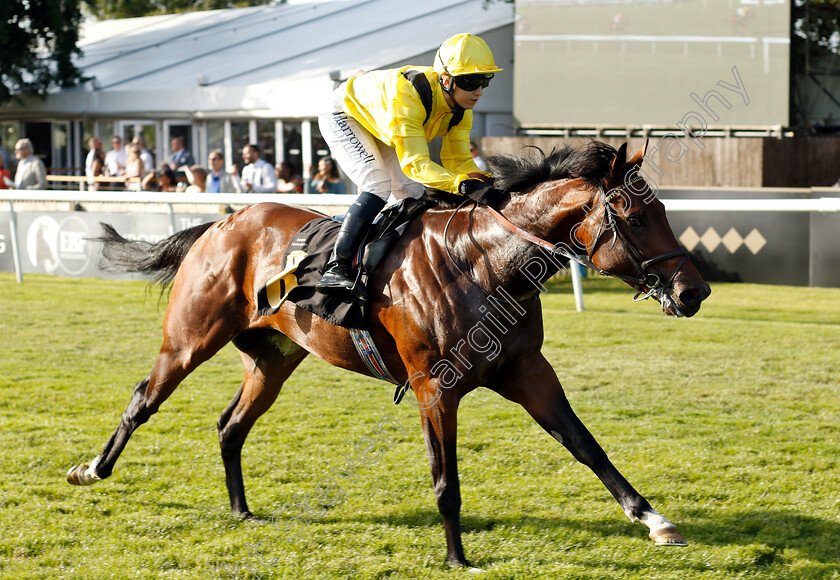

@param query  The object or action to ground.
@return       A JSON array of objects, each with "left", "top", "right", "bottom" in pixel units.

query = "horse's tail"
[{"left": 96, "top": 222, "right": 214, "bottom": 287}]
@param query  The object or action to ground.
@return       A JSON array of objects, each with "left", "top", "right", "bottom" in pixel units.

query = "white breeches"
[{"left": 318, "top": 85, "right": 424, "bottom": 202}]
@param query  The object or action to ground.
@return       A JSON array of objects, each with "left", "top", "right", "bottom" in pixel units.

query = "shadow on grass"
[
  {"left": 341, "top": 507, "right": 840, "bottom": 566},
  {"left": 681, "top": 510, "right": 840, "bottom": 564}
]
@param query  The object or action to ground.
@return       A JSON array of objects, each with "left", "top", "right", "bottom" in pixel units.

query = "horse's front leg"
[
  {"left": 415, "top": 381, "right": 472, "bottom": 567},
  {"left": 493, "top": 353, "right": 687, "bottom": 546}
]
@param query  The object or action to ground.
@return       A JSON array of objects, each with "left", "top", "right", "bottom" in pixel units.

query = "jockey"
[{"left": 315, "top": 32, "right": 504, "bottom": 296}]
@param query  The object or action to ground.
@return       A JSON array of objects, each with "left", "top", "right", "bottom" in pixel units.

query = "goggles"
[{"left": 453, "top": 73, "right": 493, "bottom": 92}]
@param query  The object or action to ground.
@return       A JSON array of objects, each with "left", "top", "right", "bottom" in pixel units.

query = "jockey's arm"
[
  {"left": 392, "top": 120, "right": 485, "bottom": 194},
  {"left": 440, "top": 117, "right": 490, "bottom": 181}
]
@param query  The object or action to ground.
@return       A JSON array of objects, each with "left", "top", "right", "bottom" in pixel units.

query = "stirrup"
[{"left": 316, "top": 263, "right": 355, "bottom": 293}]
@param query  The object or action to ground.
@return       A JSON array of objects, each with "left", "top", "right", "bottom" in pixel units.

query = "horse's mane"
[{"left": 489, "top": 141, "right": 617, "bottom": 194}]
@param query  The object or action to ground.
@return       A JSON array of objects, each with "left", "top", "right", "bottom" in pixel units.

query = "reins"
[{"left": 443, "top": 197, "right": 539, "bottom": 308}]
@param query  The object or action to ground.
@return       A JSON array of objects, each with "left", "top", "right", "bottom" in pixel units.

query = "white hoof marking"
[{"left": 69, "top": 455, "right": 102, "bottom": 485}]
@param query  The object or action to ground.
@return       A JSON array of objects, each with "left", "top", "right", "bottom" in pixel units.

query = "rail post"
[
  {"left": 570, "top": 260, "right": 584, "bottom": 312},
  {"left": 7, "top": 200, "right": 23, "bottom": 283}
]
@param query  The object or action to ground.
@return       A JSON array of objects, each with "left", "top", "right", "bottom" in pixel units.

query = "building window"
[
  {"left": 257, "top": 120, "right": 275, "bottom": 166},
  {"left": 283, "top": 122, "right": 302, "bottom": 181},
  {"left": 231, "top": 121, "right": 250, "bottom": 171},
  {"left": 207, "top": 121, "right": 225, "bottom": 161}
]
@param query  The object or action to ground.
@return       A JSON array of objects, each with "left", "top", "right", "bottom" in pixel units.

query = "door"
[
  {"left": 163, "top": 121, "right": 194, "bottom": 169},
  {"left": 23, "top": 122, "right": 52, "bottom": 170},
  {"left": 117, "top": 120, "right": 158, "bottom": 171}
]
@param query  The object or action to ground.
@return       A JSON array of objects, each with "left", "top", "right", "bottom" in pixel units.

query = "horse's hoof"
[
  {"left": 232, "top": 511, "right": 268, "bottom": 524},
  {"left": 650, "top": 526, "right": 688, "bottom": 546},
  {"left": 66, "top": 463, "right": 100, "bottom": 486},
  {"left": 67, "top": 456, "right": 101, "bottom": 486},
  {"left": 446, "top": 558, "right": 473, "bottom": 569}
]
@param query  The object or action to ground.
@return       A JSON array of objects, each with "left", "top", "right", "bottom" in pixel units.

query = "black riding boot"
[{"left": 316, "top": 192, "right": 386, "bottom": 296}]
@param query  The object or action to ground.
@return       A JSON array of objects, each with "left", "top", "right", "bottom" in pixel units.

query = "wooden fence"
[{"left": 480, "top": 137, "right": 840, "bottom": 188}]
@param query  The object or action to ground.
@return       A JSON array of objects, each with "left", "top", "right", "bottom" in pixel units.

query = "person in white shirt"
[
  {"left": 240, "top": 144, "right": 277, "bottom": 193},
  {"left": 13, "top": 139, "right": 48, "bottom": 190},
  {"left": 85, "top": 137, "right": 104, "bottom": 189},
  {"left": 104, "top": 136, "right": 127, "bottom": 177}
]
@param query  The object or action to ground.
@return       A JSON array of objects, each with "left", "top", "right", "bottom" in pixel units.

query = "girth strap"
[{"left": 349, "top": 327, "right": 403, "bottom": 387}]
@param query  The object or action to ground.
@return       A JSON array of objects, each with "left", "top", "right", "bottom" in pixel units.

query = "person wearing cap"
[{"left": 316, "top": 32, "right": 503, "bottom": 295}]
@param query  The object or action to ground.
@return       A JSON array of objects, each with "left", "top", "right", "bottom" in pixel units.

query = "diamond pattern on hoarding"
[
  {"left": 699, "top": 227, "right": 722, "bottom": 252},
  {"left": 743, "top": 228, "right": 767, "bottom": 254},
  {"left": 722, "top": 228, "right": 744, "bottom": 253},
  {"left": 679, "top": 226, "right": 700, "bottom": 251},
  {"left": 678, "top": 226, "right": 766, "bottom": 254}
]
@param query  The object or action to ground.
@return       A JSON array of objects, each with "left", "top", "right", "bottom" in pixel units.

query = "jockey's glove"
[{"left": 459, "top": 179, "right": 505, "bottom": 206}]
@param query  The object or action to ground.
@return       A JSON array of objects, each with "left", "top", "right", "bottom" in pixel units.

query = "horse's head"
[{"left": 574, "top": 141, "right": 710, "bottom": 317}]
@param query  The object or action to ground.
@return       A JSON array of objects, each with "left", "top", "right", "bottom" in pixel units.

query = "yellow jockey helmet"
[{"left": 433, "top": 33, "right": 503, "bottom": 77}]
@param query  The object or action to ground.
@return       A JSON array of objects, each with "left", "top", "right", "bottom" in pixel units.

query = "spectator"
[
  {"left": 0, "top": 155, "right": 12, "bottom": 189},
  {"left": 12, "top": 139, "right": 48, "bottom": 190},
  {"left": 308, "top": 157, "right": 346, "bottom": 194},
  {"left": 470, "top": 140, "right": 488, "bottom": 171},
  {"left": 85, "top": 137, "right": 105, "bottom": 190},
  {"left": 206, "top": 150, "right": 242, "bottom": 193},
  {"left": 124, "top": 143, "right": 144, "bottom": 191},
  {"left": 240, "top": 144, "right": 276, "bottom": 192},
  {"left": 275, "top": 161, "right": 303, "bottom": 193},
  {"left": 131, "top": 136, "right": 155, "bottom": 175},
  {"left": 167, "top": 136, "right": 194, "bottom": 171},
  {"left": 141, "top": 167, "right": 178, "bottom": 192},
  {"left": 179, "top": 165, "right": 207, "bottom": 193},
  {"left": 104, "top": 136, "right": 127, "bottom": 177}
]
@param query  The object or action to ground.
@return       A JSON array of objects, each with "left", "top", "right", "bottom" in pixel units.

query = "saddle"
[{"left": 256, "top": 195, "right": 437, "bottom": 329}]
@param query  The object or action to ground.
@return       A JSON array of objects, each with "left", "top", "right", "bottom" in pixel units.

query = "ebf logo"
[{"left": 26, "top": 215, "right": 92, "bottom": 275}]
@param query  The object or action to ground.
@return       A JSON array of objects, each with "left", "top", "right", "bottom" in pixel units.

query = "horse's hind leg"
[
  {"left": 68, "top": 292, "right": 242, "bottom": 486},
  {"left": 218, "top": 329, "right": 308, "bottom": 517},
  {"left": 494, "top": 353, "right": 687, "bottom": 546}
]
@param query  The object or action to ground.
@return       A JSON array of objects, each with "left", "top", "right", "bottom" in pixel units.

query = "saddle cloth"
[{"left": 256, "top": 196, "right": 435, "bottom": 329}]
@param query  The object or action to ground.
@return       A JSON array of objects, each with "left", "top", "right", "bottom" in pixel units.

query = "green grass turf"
[{"left": 0, "top": 273, "right": 838, "bottom": 579}]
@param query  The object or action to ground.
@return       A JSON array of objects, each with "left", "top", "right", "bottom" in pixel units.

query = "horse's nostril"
[{"left": 679, "top": 288, "right": 701, "bottom": 307}]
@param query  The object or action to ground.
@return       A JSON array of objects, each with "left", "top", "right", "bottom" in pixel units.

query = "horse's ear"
[
  {"left": 610, "top": 142, "right": 627, "bottom": 175},
  {"left": 627, "top": 139, "right": 649, "bottom": 166}
]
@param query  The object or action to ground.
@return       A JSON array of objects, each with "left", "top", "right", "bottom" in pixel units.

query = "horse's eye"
[{"left": 627, "top": 213, "right": 644, "bottom": 229}]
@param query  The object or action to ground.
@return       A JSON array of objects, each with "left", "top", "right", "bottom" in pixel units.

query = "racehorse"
[{"left": 67, "top": 140, "right": 710, "bottom": 567}]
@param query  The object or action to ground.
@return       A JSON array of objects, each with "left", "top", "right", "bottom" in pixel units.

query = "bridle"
[
  {"left": 442, "top": 176, "right": 688, "bottom": 307},
  {"left": 581, "top": 178, "right": 689, "bottom": 302}
]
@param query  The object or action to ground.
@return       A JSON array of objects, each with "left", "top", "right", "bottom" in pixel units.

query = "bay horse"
[{"left": 67, "top": 141, "right": 710, "bottom": 567}]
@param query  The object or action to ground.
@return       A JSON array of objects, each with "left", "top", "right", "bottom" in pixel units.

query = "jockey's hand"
[{"left": 459, "top": 179, "right": 505, "bottom": 206}]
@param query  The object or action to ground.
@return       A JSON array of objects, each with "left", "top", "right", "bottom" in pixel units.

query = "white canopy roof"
[{"left": 8, "top": 0, "right": 513, "bottom": 118}]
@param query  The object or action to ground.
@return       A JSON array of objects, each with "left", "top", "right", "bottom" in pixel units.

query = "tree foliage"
[
  {"left": 81, "top": 0, "right": 274, "bottom": 20},
  {"left": 792, "top": 0, "right": 840, "bottom": 68},
  {"left": 790, "top": 0, "right": 840, "bottom": 131},
  {"left": 0, "top": 0, "right": 86, "bottom": 105}
]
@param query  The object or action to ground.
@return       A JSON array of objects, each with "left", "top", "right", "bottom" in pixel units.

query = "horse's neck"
[
  {"left": 505, "top": 180, "right": 595, "bottom": 243},
  {"left": 467, "top": 181, "right": 596, "bottom": 299}
]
